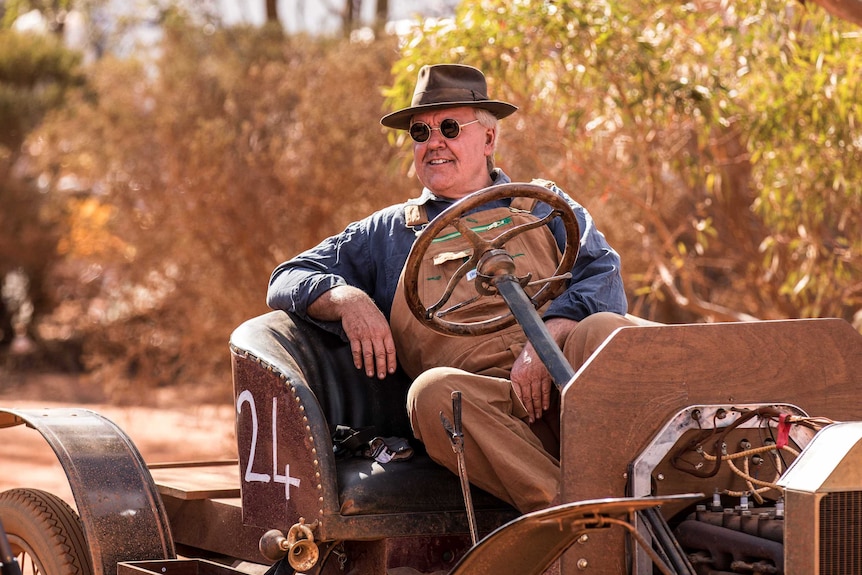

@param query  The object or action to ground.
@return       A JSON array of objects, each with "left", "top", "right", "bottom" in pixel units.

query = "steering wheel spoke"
[
  {"left": 427, "top": 256, "right": 482, "bottom": 316},
  {"left": 403, "top": 183, "right": 580, "bottom": 336},
  {"left": 490, "top": 209, "right": 560, "bottom": 250},
  {"left": 451, "top": 218, "right": 493, "bottom": 253}
]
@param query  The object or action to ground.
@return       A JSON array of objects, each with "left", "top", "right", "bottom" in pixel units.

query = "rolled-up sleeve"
[{"left": 267, "top": 220, "right": 373, "bottom": 336}]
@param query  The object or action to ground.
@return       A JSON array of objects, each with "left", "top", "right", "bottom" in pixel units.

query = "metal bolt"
[
  {"left": 577, "top": 534, "right": 589, "bottom": 544},
  {"left": 656, "top": 473, "right": 665, "bottom": 481},
  {"left": 577, "top": 558, "right": 589, "bottom": 570}
]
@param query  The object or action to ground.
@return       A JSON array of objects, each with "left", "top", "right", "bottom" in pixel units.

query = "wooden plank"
[
  {"left": 559, "top": 318, "right": 862, "bottom": 574},
  {"left": 150, "top": 461, "right": 241, "bottom": 500}
]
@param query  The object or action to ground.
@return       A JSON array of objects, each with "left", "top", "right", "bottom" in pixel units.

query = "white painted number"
[
  {"left": 236, "top": 389, "right": 301, "bottom": 500},
  {"left": 237, "top": 390, "right": 271, "bottom": 483}
]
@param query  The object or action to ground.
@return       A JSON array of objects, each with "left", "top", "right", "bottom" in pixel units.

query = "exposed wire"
[{"left": 670, "top": 407, "right": 832, "bottom": 480}]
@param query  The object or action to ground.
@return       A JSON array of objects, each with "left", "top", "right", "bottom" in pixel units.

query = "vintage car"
[{"left": 1, "top": 184, "right": 860, "bottom": 575}]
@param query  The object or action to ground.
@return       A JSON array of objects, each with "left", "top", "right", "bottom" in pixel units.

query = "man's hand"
[
  {"left": 510, "top": 317, "right": 579, "bottom": 422},
  {"left": 510, "top": 344, "right": 552, "bottom": 423},
  {"left": 308, "top": 286, "right": 397, "bottom": 379}
]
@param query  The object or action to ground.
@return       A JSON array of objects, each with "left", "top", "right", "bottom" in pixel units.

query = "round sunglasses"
[{"left": 409, "top": 118, "right": 480, "bottom": 143}]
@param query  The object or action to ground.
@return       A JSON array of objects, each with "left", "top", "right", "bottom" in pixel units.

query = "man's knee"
[
  {"left": 579, "top": 311, "right": 635, "bottom": 336},
  {"left": 406, "top": 367, "right": 464, "bottom": 438},
  {"left": 564, "top": 312, "right": 635, "bottom": 367},
  {"left": 407, "top": 366, "right": 463, "bottom": 408}
]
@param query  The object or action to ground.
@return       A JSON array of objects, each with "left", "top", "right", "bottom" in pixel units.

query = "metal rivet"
[
  {"left": 577, "top": 558, "right": 589, "bottom": 570},
  {"left": 577, "top": 534, "right": 589, "bottom": 544}
]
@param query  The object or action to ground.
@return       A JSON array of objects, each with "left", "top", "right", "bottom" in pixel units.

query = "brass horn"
[
  {"left": 285, "top": 520, "right": 320, "bottom": 571},
  {"left": 286, "top": 539, "right": 320, "bottom": 571},
  {"left": 258, "top": 519, "right": 321, "bottom": 571}
]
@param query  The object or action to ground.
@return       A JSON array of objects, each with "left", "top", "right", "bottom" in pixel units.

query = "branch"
[{"left": 656, "top": 260, "right": 760, "bottom": 322}]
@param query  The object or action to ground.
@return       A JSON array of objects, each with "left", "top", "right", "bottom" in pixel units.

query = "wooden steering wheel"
[{"left": 402, "top": 182, "right": 580, "bottom": 336}]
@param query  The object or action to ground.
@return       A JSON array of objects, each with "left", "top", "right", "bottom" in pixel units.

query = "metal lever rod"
[
  {"left": 440, "top": 391, "right": 479, "bottom": 545},
  {"left": 494, "top": 276, "right": 576, "bottom": 389}
]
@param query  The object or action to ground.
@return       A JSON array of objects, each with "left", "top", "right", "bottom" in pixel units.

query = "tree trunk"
[
  {"left": 345, "top": 0, "right": 356, "bottom": 31},
  {"left": 266, "top": 0, "right": 279, "bottom": 23},
  {"left": 375, "top": 0, "right": 388, "bottom": 29}
]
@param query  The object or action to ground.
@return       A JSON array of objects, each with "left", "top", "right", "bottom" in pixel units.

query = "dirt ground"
[{"left": 0, "top": 372, "right": 237, "bottom": 505}]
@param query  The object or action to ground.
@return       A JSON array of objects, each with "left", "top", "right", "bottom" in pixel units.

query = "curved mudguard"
[
  {"left": 0, "top": 408, "right": 175, "bottom": 575},
  {"left": 449, "top": 494, "right": 701, "bottom": 575}
]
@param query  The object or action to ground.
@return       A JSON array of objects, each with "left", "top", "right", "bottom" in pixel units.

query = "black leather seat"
[{"left": 229, "top": 311, "right": 517, "bottom": 542}]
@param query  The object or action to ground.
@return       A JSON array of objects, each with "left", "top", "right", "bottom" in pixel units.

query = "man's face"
[{"left": 410, "top": 106, "right": 495, "bottom": 200}]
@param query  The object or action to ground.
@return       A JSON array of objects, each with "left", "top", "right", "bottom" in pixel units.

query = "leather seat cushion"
[{"left": 337, "top": 453, "right": 514, "bottom": 516}]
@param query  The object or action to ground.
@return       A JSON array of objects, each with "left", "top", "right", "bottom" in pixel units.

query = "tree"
[
  {"left": 384, "top": 0, "right": 861, "bottom": 323},
  {"left": 0, "top": 29, "right": 83, "bottom": 355},
  {"left": 266, "top": 0, "right": 278, "bottom": 23},
  {"left": 9, "top": 0, "right": 860, "bottom": 399},
  {"left": 23, "top": 20, "right": 405, "bottom": 397}
]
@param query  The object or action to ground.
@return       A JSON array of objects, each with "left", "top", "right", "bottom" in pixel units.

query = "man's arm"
[
  {"left": 510, "top": 185, "right": 627, "bottom": 421},
  {"left": 307, "top": 286, "right": 397, "bottom": 380},
  {"left": 266, "top": 217, "right": 398, "bottom": 379},
  {"left": 267, "top": 220, "right": 373, "bottom": 336}
]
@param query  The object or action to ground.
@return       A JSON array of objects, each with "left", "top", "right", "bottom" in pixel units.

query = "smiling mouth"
[{"left": 429, "top": 159, "right": 451, "bottom": 165}]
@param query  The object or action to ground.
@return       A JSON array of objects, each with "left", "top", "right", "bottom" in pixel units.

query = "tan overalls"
[{"left": 390, "top": 196, "right": 632, "bottom": 513}]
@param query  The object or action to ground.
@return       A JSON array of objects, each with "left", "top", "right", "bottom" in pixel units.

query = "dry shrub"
[{"left": 28, "top": 24, "right": 407, "bottom": 402}]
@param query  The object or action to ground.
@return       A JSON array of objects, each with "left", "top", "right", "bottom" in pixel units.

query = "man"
[{"left": 267, "top": 63, "right": 633, "bottom": 513}]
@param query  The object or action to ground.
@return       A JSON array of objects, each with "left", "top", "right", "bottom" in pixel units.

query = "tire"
[{"left": 0, "top": 488, "right": 93, "bottom": 575}]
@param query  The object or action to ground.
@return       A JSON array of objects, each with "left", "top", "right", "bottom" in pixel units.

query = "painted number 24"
[{"left": 236, "top": 389, "right": 301, "bottom": 500}]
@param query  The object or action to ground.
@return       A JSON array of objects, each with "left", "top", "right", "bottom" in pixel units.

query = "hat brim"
[{"left": 380, "top": 100, "right": 518, "bottom": 130}]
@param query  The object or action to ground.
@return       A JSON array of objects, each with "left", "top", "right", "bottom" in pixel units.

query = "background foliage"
[
  {"left": 0, "top": 29, "right": 82, "bottom": 359},
  {"left": 1, "top": 0, "right": 860, "bottom": 401},
  {"left": 385, "top": 0, "right": 862, "bottom": 322}
]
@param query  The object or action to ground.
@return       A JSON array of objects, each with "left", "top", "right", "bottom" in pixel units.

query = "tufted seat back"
[{"left": 229, "top": 311, "right": 517, "bottom": 541}]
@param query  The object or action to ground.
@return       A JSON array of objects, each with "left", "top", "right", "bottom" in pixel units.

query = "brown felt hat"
[{"left": 380, "top": 64, "right": 518, "bottom": 130}]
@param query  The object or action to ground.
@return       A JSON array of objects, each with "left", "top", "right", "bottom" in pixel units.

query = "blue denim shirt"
[{"left": 267, "top": 169, "right": 627, "bottom": 339}]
